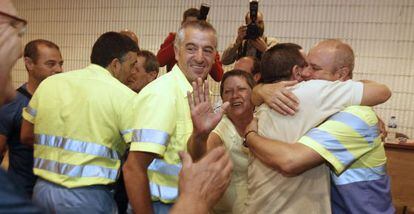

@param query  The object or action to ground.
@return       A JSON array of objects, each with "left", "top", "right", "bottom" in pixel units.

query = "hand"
[
  {"left": 187, "top": 78, "right": 229, "bottom": 135},
  {"left": 254, "top": 81, "right": 300, "bottom": 115},
  {"left": 177, "top": 146, "right": 233, "bottom": 211},
  {"left": 250, "top": 37, "right": 267, "bottom": 53},
  {"left": 236, "top": 25, "right": 247, "bottom": 44},
  {"left": 377, "top": 115, "right": 387, "bottom": 141}
]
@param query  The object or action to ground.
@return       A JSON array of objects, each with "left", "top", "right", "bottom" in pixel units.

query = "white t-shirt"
[{"left": 246, "top": 79, "right": 363, "bottom": 214}]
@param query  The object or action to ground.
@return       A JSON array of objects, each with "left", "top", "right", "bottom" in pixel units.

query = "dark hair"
[
  {"left": 24, "top": 39, "right": 60, "bottom": 63},
  {"left": 137, "top": 50, "right": 159, "bottom": 73},
  {"left": 182, "top": 8, "right": 199, "bottom": 23},
  {"left": 260, "top": 43, "right": 306, "bottom": 83},
  {"left": 220, "top": 69, "right": 256, "bottom": 98},
  {"left": 90, "top": 32, "right": 139, "bottom": 68},
  {"left": 249, "top": 56, "right": 261, "bottom": 75}
]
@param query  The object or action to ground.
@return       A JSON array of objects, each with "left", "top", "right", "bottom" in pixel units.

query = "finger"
[
  {"left": 214, "top": 149, "right": 232, "bottom": 174},
  {"left": 200, "top": 146, "right": 225, "bottom": 164},
  {"left": 281, "top": 80, "right": 299, "bottom": 87},
  {"left": 273, "top": 94, "right": 297, "bottom": 115},
  {"left": 219, "top": 101, "right": 230, "bottom": 114},
  {"left": 179, "top": 151, "right": 193, "bottom": 168},
  {"left": 197, "top": 78, "right": 205, "bottom": 103},
  {"left": 270, "top": 102, "right": 288, "bottom": 116},
  {"left": 279, "top": 91, "right": 299, "bottom": 111},
  {"left": 192, "top": 81, "right": 200, "bottom": 105},
  {"left": 282, "top": 90, "right": 300, "bottom": 106},
  {"left": 187, "top": 91, "right": 195, "bottom": 110},
  {"left": 277, "top": 101, "right": 296, "bottom": 116},
  {"left": 204, "top": 79, "right": 210, "bottom": 104},
  {"left": 221, "top": 155, "right": 233, "bottom": 179}
]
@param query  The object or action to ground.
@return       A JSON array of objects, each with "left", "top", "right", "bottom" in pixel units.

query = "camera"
[
  {"left": 245, "top": 0, "right": 260, "bottom": 40},
  {"left": 198, "top": 3, "right": 210, "bottom": 21}
]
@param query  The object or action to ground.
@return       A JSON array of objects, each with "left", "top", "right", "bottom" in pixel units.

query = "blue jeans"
[{"left": 33, "top": 179, "right": 117, "bottom": 214}]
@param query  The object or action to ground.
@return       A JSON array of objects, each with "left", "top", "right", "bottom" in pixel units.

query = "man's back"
[
  {"left": 246, "top": 79, "right": 363, "bottom": 214},
  {"left": 298, "top": 106, "right": 394, "bottom": 214},
  {"left": 23, "top": 64, "right": 136, "bottom": 188}
]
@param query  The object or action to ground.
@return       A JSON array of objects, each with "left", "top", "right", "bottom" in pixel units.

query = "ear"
[
  {"left": 148, "top": 71, "right": 158, "bottom": 80},
  {"left": 291, "top": 65, "right": 303, "bottom": 81},
  {"left": 253, "top": 73, "right": 261, "bottom": 83},
  {"left": 174, "top": 45, "right": 180, "bottom": 62},
  {"left": 107, "top": 58, "right": 121, "bottom": 77},
  {"left": 336, "top": 67, "right": 351, "bottom": 81},
  {"left": 24, "top": 57, "right": 34, "bottom": 71}
]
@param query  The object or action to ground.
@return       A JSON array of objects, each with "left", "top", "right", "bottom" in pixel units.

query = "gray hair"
[{"left": 174, "top": 20, "right": 217, "bottom": 49}]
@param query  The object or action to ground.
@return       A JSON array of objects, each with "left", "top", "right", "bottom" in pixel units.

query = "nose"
[
  {"left": 55, "top": 64, "right": 63, "bottom": 74},
  {"left": 194, "top": 49, "right": 204, "bottom": 63},
  {"left": 231, "top": 89, "right": 241, "bottom": 99},
  {"left": 301, "top": 67, "right": 313, "bottom": 80}
]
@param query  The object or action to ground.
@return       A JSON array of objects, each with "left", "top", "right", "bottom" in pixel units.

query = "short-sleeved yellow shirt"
[
  {"left": 22, "top": 64, "right": 137, "bottom": 188},
  {"left": 130, "top": 65, "right": 193, "bottom": 203}
]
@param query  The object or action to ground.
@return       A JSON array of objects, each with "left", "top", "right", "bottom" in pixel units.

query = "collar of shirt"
[
  {"left": 87, "top": 64, "right": 114, "bottom": 78},
  {"left": 170, "top": 64, "right": 193, "bottom": 98}
]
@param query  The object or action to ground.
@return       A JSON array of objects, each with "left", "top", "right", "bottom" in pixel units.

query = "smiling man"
[
  {"left": 123, "top": 20, "right": 217, "bottom": 214},
  {"left": 0, "top": 39, "right": 63, "bottom": 197}
]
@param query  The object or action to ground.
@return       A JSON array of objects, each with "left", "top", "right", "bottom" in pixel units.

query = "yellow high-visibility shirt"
[
  {"left": 23, "top": 64, "right": 137, "bottom": 188},
  {"left": 130, "top": 65, "right": 193, "bottom": 203}
]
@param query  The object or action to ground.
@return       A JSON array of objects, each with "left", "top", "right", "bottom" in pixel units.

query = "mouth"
[
  {"left": 231, "top": 101, "right": 242, "bottom": 107},
  {"left": 190, "top": 64, "right": 206, "bottom": 72}
]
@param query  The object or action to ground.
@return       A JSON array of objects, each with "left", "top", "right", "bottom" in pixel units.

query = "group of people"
[{"left": 0, "top": 2, "right": 395, "bottom": 214}]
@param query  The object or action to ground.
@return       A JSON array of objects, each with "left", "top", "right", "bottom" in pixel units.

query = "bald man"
[
  {"left": 247, "top": 39, "right": 394, "bottom": 214},
  {"left": 120, "top": 29, "right": 139, "bottom": 45},
  {"left": 234, "top": 56, "right": 261, "bottom": 82}
]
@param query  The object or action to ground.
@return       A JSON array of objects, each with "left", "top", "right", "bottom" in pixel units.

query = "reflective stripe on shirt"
[
  {"left": 26, "top": 106, "right": 37, "bottom": 117},
  {"left": 34, "top": 157, "right": 118, "bottom": 180},
  {"left": 305, "top": 128, "right": 354, "bottom": 166},
  {"left": 36, "top": 134, "right": 119, "bottom": 160},
  {"left": 132, "top": 129, "right": 170, "bottom": 146},
  {"left": 149, "top": 181, "right": 178, "bottom": 202},
  {"left": 148, "top": 159, "right": 181, "bottom": 176},
  {"left": 329, "top": 112, "right": 378, "bottom": 144},
  {"left": 332, "top": 165, "right": 386, "bottom": 185}
]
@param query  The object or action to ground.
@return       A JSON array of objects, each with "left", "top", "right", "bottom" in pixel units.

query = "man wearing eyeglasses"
[{"left": 0, "top": 0, "right": 26, "bottom": 106}]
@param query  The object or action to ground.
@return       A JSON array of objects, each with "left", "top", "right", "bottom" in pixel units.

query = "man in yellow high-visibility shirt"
[
  {"left": 20, "top": 31, "right": 139, "bottom": 213},
  {"left": 123, "top": 20, "right": 221, "bottom": 214}
]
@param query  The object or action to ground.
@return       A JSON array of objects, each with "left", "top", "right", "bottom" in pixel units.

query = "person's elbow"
[
  {"left": 362, "top": 84, "right": 392, "bottom": 106},
  {"left": 20, "top": 132, "right": 34, "bottom": 147},
  {"left": 269, "top": 157, "right": 304, "bottom": 177},
  {"left": 379, "top": 85, "right": 392, "bottom": 104}
]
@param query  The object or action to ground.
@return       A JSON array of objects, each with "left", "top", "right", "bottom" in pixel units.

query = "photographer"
[{"left": 221, "top": 7, "right": 277, "bottom": 65}]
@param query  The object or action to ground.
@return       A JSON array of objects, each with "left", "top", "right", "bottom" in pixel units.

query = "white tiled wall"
[{"left": 12, "top": 0, "right": 414, "bottom": 137}]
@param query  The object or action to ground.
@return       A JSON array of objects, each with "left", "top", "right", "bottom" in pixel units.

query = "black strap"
[{"left": 17, "top": 86, "right": 32, "bottom": 99}]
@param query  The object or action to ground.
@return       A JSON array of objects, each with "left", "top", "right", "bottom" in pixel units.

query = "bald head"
[
  {"left": 308, "top": 39, "right": 355, "bottom": 80},
  {"left": 234, "top": 57, "right": 254, "bottom": 73},
  {"left": 120, "top": 29, "right": 139, "bottom": 45}
]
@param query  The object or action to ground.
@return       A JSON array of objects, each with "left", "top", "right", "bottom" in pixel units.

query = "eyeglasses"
[{"left": 0, "top": 11, "right": 27, "bottom": 37}]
